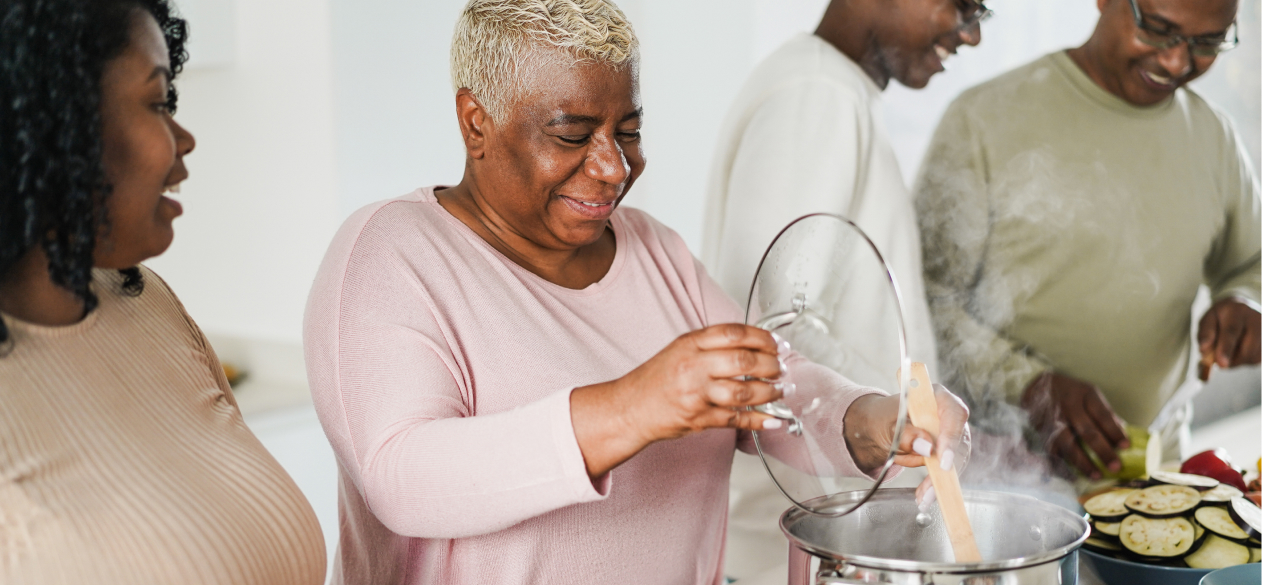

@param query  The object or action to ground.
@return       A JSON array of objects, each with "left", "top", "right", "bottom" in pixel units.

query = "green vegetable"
[{"left": 1081, "top": 425, "right": 1149, "bottom": 481}]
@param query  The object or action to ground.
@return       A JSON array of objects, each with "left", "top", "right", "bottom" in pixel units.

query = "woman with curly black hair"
[{"left": 0, "top": 1, "right": 325, "bottom": 582}]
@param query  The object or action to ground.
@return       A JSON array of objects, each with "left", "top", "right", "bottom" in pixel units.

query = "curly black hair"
[{"left": 0, "top": 0, "right": 188, "bottom": 348}]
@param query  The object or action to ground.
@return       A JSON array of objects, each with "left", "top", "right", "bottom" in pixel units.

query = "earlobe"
[{"left": 455, "top": 89, "right": 488, "bottom": 160}]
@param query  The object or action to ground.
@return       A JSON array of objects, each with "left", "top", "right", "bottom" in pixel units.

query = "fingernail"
[
  {"left": 919, "top": 486, "right": 936, "bottom": 511},
  {"left": 1090, "top": 471, "right": 1101, "bottom": 480},
  {"left": 778, "top": 358, "right": 788, "bottom": 378},
  {"left": 772, "top": 333, "right": 791, "bottom": 356},
  {"left": 913, "top": 438, "right": 933, "bottom": 458},
  {"left": 1119, "top": 440, "right": 1131, "bottom": 449},
  {"left": 782, "top": 382, "right": 796, "bottom": 396},
  {"left": 939, "top": 449, "right": 955, "bottom": 471},
  {"left": 762, "top": 418, "right": 783, "bottom": 430},
  {"left": 1108, "top": 461, "right": 1122, "bottom": 472}
]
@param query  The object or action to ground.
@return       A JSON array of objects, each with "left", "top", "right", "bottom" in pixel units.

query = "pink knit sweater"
[{"left": 304, "top": 186, "right": 879, "bottom": 584}]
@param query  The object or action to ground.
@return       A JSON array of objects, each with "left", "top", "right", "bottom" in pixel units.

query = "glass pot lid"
[{"left": 744, "top": 213, "right": 911, "bottom": 517}]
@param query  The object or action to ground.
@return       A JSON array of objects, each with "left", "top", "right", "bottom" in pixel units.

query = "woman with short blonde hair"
[{"left": 305, "top": 1, "right": 969, "bottom": 583}]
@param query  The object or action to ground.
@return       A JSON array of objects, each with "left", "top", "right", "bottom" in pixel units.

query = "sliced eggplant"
[
  {"left": 1229, "top": 497, "right": 1262, "bottom": 540},
  {"left": 1125, "top": 484, "right": 1201, "bottom": 517},
  {"left": 1150, "top": 470, "right": 1220, "bottom": 491},
  {"left": 1093, "top": 519, "right": 1122, "bottom": 539},
  {"left": 1119, "top": 514, "right": 1198, "bottom": 558},
  {"left": 1083, "top": 536, "right": 1123, "bottom": 553},
  {"left": 1184, "top": 534, "right": 1250, "bottom": 569},
  {"left": 1201, "top": 483, "right": 1245, "bottom": 504},
  {"left": 1196, "top": 506, "right": 1251, "bottom": 542},
  {"left": 1085, "top": 489, "right": 1137, "bottom": 521}
]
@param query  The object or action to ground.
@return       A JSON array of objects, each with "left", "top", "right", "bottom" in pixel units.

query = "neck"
[
  {"left": 0, "top": 248, "right": 88, "bottom": 326},
  {"left": 1067, "top": 35, "right": 1123, "bottom": 99},
  {"left": 437, "top": 176, "right": 614, "bottom": 289},
  {"left": 815, "top": 1, "right": 890, "bottom": 89}
]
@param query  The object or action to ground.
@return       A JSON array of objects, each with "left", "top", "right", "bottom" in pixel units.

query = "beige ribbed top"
[{"left": 0, "top": 267, "right": 325, "bottom": 584}]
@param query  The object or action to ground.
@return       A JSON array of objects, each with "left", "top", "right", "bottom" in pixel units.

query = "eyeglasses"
[
  {"left": 1127, "top": 0, "right": 1238, "bottom": 57},
  {"left": 957, "top": 0, "right": 993, "bottom": 31}
]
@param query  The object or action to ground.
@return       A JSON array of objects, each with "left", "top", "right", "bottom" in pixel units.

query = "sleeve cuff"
[{"left": 553, "top": 387, "right": 612, "bottom": 501}]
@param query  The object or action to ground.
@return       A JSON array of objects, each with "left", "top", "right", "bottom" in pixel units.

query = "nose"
[
  {"left": 958, "top": 21, "right": 982, "bottom": 47},
  {"left": 171, "top": 117, "right": 196, "bottom": 157},
  {"left": 585, "top": 134, "right": 630, "bottom": 186},
  {"left": 1156, "top": 42, "right": 1193, "bottom": 79}
]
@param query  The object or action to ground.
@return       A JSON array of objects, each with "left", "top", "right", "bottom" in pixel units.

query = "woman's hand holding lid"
[{"left": 570, "top": 323, "right": 787, "bottom": 478}]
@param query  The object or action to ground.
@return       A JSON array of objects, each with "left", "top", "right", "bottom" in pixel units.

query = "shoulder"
[
  {"left": 948, "top": 52, "right": 1063, "bottom": 115},
  {"left": 740, "top": 35, "right": 872, "bottom": 113},
  {"left": 1175, "top": 87, "right": 1242, "bottom": 145},
  {"left": 316, "top": 187, "right": 457, "bottom": 281},
  {"left": 614, "top": 206, "right": 698, "bottom": 270}
]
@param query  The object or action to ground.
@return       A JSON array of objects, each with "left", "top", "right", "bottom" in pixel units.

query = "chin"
[{"left": 893, "top": 67, "right": 934, "bottom": 90}]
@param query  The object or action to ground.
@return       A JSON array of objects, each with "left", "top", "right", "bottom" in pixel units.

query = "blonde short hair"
[{"left": 450, "top": 0, "right": 639, "bottom": 120}]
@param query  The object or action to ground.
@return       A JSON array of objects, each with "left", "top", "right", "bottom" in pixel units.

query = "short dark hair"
[{"left": 0, "top": 0, "right": 188, "bottom": 347}]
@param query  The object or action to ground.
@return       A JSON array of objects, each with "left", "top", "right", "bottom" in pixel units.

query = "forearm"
[
  {"left": 747, "top": 358, "right": 891, "bottom": 480},
  {"left": 354, "top": 388, "right": 607, "bottom": 539},
  {"left": 926, "top": 284, "right": 1051, "bottom": 405},
  {"left": 569, "top": 380, "right": 651, "bottom": 478}
]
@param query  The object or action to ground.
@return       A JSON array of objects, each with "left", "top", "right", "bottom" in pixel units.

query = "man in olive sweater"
[{"left": 915, "top": 0, "right": 1260, "bottom": 479}]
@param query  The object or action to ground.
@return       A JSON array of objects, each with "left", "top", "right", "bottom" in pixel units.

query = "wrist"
[
  {"left": 570, "top": 381, "right": 651, "bottom": 478},
  {"left": 842, "top": 393, "right": 889, "bottom": 473}
]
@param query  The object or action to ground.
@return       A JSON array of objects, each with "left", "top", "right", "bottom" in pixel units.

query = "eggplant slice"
[
  {"left": 1085, "top": 489, "right": 1137, "bottom": 521},
  {"left": 1196, "top": 506, "right": 1251, "bottom": 542},
  {"left": 1229, "top": 498, "right": 1262, "bottom": 540},
  {"left": 1119, "top": 515, "right": 1197, "bottom": 558},
  {"left": 1125, "top": 484, "right": 1201, "bottom": 517},
  {"left": 1185, "top": 534, "right": 1251, "bottom": 569},
  {"left": 1093, "top": 519, "right": 1122, "bottom": 539},
  {"left": 1149, "top": 470, "right": 1219, "bottom": 491},
  {"left": 1201, "top": 484, "right": 1244, "bottom": 504},
  {"left": 1083, "top": 537, "right": 1123, "bottom": 553}
]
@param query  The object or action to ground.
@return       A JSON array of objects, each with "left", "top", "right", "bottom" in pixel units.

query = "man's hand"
[
  {"left": 1021, "top": 372, "right": 1129, "bottom": 479},
  {"left": 1197, "top": 298, "right": 1262, "bottom": 380}
]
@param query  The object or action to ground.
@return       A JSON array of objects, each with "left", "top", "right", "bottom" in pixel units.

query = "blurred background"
[{"left": 149, "top": 0, "right": 1260, "bottom": 577}]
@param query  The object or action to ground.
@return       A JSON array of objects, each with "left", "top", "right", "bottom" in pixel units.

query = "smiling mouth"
[
  {"left": 562, "top": 196, "right": 613, "bottom": 208},
  {"left": 934, "top": 44, "right": 952, "bottom": 63},
  {"left": 1141, "top": 69, "right": 1178, "bottom": 89}
]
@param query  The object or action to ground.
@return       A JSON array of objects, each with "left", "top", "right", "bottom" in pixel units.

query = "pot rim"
[{"left": 779, "top": 488, "right": 1090, "bottom": 574}]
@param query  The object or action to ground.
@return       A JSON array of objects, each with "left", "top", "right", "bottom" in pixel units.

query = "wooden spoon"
[{"left": 903, "top": 361, "right": 981, "bottom": 563}]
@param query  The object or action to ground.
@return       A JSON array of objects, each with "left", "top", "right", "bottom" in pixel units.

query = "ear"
[{"left": 455, "top": 88, "right": 490, "bottom": 160}]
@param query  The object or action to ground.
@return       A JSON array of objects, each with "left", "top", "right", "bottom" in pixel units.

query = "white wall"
[
  {"left": 750, "top": 0, "right": 1261, "bottom": 186},
  {"left": 153, "top": 0, "right": 1259, "bottom": 351},
  {"left": 329, "top": 0, "right": 756, "bottom": 252},
  {"left": 147, "top": 0, "right": 341, "bottom": 346}
]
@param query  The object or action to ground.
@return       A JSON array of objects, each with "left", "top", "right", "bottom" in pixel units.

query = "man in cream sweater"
[
  {"left": 915, "top": 0, "right": 1260, "bottom": 482},
  {"left": 701, "top": 1, "right": 990, "bottom": 581}
]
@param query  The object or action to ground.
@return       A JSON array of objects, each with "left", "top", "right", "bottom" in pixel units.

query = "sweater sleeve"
[
  {"left": 1205, "top": 125, "right": 1261, "bottom": 306},
  {"left": 914, "top": 99, "right": 1052, "bottom": 406},
  {"left": 690, "top": 256, "right": 888, "bottom": 480},
  {"left": 304, "top": 208, "right": 607, "bottom": 541},
  {"left": 707, "top": 79, "right": 871, "bottom": 306}
]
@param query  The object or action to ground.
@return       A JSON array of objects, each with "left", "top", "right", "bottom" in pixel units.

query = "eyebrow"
[
  {"left": 545, "top": 108, "right": 643, "bottom": 127},
  {"left": 148, "top": 66, "right": 173, "bottom": 83},
  {"left": 1141, "top": 10, "right": 1231, "bottom": 37}
]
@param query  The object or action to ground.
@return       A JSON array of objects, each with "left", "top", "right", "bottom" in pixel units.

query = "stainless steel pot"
[{"left": 782, "top": 489, "right": 1089, "bottom": 585}]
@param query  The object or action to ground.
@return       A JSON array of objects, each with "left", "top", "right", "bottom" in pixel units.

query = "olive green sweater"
[{"left": 915, "top": 51, "right": 1261, "bottom": 429}]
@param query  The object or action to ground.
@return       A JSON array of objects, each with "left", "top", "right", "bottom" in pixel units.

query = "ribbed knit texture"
[
  {"left": 0, "top": 267, "right": 326, "bottom": 584},
  {"left": 304, "top": 187, "right": 879, "bottom": 585}
]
